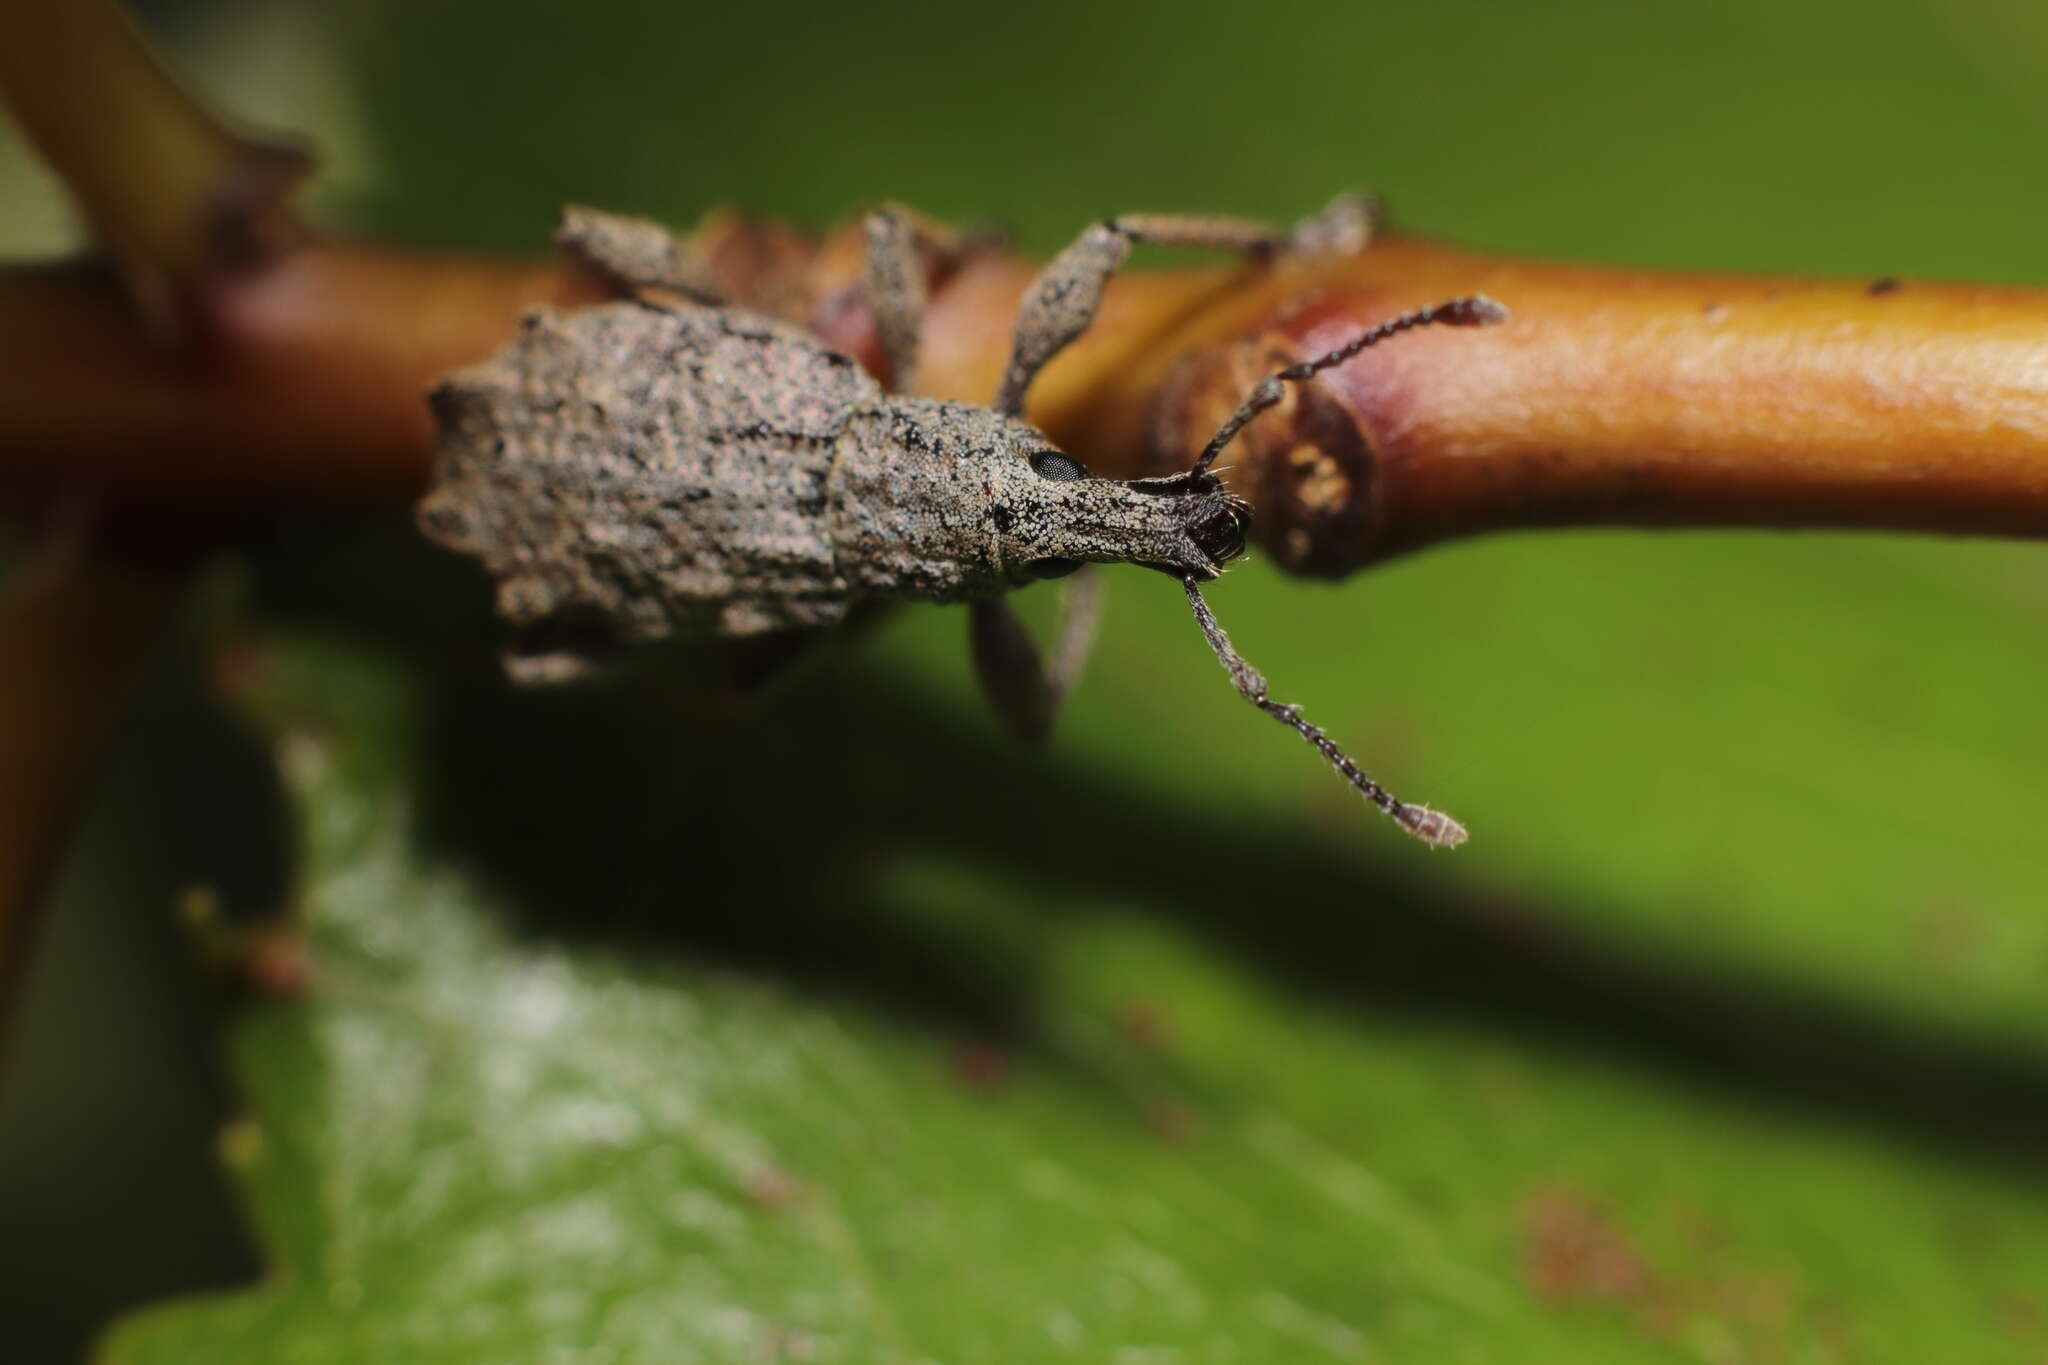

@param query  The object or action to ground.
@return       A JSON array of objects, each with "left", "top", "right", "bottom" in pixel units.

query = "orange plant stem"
[
  {"left": 6, "top": 222, "right": 2048, "bottom": 574},
  {"left": 895, "top": 234, "right": 2048, "bottom": 573}
]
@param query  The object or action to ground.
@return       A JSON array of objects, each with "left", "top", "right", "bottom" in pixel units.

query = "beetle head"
[{"left": 990, "top": 446, "right": 1251, "bottom": 584}]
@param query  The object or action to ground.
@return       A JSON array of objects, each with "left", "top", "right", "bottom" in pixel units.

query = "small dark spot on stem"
[{"left": 1867, "top": 276, "right": 1902, "bottom": 297}]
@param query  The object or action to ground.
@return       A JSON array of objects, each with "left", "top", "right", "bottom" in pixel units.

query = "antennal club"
[
  {"left": 1190, "top": 295, "right": 1509, "bottom": 477},
  {"left": 1182, "top": 577, "right": 1466, "bottom": 846}
]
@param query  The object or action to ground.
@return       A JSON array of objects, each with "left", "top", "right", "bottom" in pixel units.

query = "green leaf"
[{"left": 103, "top": 586, "right": 2048, "bottom": 1362}]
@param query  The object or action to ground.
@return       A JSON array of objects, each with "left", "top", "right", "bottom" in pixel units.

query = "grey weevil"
[{"left": 418, "top": 199, "right": 1507, "bottom": 846}]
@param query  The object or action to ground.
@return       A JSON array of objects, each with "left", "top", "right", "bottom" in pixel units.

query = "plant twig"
[
  {"left": 844, "top": 233, "right": 2048, "bottom": 574},
  {"left": 0, "top": 0, "right": 310, "bottom": 328},
  {"left": 0, "top": 0, "right": 312, "bottom": 1061},
  {"left": 4, "top": 221, "right": 2048, "bottom": 575},
  {"left": 0, "top": 507, "right": 186, "bottom": 1053}
]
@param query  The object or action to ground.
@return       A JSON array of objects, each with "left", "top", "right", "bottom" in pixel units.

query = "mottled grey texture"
[
  {"left": 419, "top": 269, "right": 1247, "bottom": 683},
  {"left": 423, "top": 305, "right": 860, "bottom": 679},
  {"left": 991, "top": 195, "right": 1376, "bottom": 417},
  {"left": 556, "top": 205, "right": 726, "bottom": 304},
  {"left": 861, "top": 207, "right": 926, "bottom": 394}
]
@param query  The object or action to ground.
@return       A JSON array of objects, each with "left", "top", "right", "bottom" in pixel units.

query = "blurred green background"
[{"left": 6, "top": 0, "right": 2048, "bottom": 1359}]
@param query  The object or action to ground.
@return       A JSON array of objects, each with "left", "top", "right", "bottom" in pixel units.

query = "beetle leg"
[
  {"left": 555, "top": 205, "right": 726, "bottom": 304},
  {"left": 1287, "top": 191, "right": 1380, "bottom": 256},
  {"left": 993, "top": 194, "right": 1379, "bottom": 417},
  {"left": 1042, "top": 562, "right": 1104, "bottom": 719},
  {"left": 968, "top": 565, "right": 1102, "bottom": 745},
  {"left": 862, "top": 207, "right": 927, "bottom": 395},
  {"left": 719, "top": 601, "right": 898, "bottom": 695}
]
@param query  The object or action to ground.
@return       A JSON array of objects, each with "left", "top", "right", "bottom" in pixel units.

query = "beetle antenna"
[
  {"left": 1189, "top": 295, "right": 1508, "bottom": 478},
  {"left": 1182, "top": 575, "right": 1467, "bottom": 847}
]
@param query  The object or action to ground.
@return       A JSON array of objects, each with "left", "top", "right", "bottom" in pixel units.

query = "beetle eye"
[
  {"left": 1024, "top": 556, "right": 1083, "bottom": 579},
  {"left": 1028, "top": 450, "right": 1089, "bottom": 482}
]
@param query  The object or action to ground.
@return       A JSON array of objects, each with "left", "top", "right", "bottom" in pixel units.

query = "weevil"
[{"left": 418, "top": 198, "right": 1507, "bottom": 845}]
